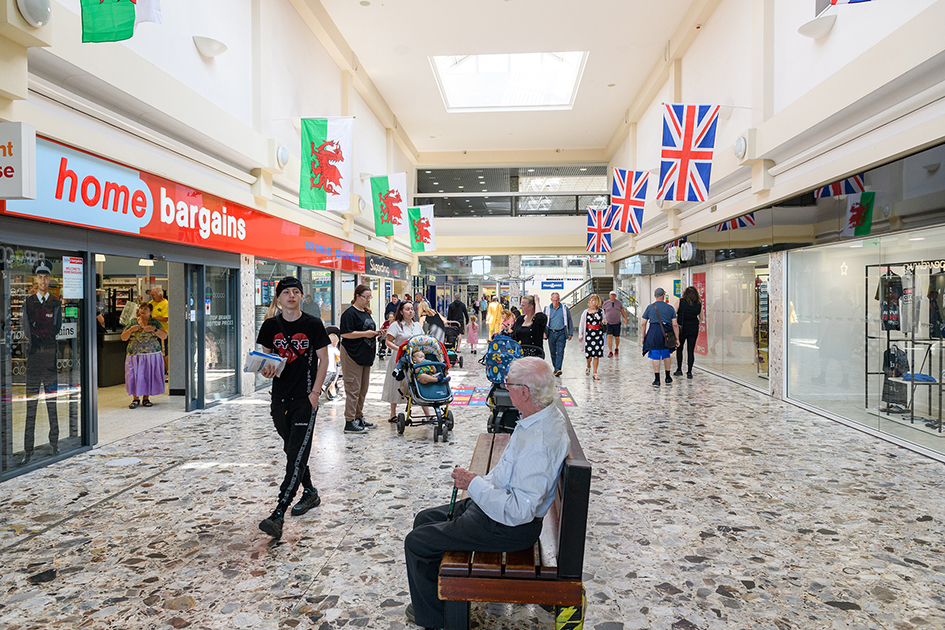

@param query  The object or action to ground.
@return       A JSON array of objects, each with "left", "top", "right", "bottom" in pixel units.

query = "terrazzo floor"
[{"left": 2, "top": 339, "right": 945, "bottom": 630}]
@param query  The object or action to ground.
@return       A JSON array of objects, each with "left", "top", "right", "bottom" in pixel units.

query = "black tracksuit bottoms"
[
  {"left": 271, "top": 396, "right": 318, "bottom": 513},
  {"left": 676, "top": 327, "right": 699, "bottom": 373}
]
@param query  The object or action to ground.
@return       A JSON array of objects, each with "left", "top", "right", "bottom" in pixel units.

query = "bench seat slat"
[
  {"left": 503, "top": 547, "right": 537, "bottom": 579},
  {"left": 470, "top": 551, "right": 502, "bottom": 577},
  {"left": 439, "top": 576, "right": 583, "bottom": 606},
  {"left": 440, "top": 550, "right": 472, "bottom": 577}
]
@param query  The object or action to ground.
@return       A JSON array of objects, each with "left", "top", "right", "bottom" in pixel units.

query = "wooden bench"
[{"left": 437, "top": 406, "right": 592, "bottom": 629}]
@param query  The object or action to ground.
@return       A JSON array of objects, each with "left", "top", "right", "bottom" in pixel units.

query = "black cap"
[
  {"left": 34, "top": 260, "right": 52, "bottom": 275},
  {"left": 275, "top": 276, "right": 303, "bottom": 297}
]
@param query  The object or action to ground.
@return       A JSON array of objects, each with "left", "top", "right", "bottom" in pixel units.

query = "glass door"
[
  {"left": 185, "top": 265, "right": 203, "bottom": 411},
  {"left": 184, "top": 264, "right": 239, "bottom": 410}
]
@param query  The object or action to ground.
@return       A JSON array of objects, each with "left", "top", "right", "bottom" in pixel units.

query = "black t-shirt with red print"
[{"left": 256, "top": 312, "right": 330, "bottom": 400}]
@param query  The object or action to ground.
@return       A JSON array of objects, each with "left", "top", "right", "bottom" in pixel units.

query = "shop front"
[
  {"left": 618, "top": 140, "right": 945, "bottom": 458},
  {"left": 363, "top": 253, "right": 410, "bottom": 321},
  {"left": 0, "top": 137, "right": 363, "bottom": 479}
]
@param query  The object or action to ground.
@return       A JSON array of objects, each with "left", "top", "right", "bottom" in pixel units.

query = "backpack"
[{"left": 483, "top": 334, "right": 523, "bottom": 383}]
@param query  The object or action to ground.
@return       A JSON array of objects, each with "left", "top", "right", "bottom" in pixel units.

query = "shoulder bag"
[{"left": 656, "top": 303, "right": 676, "bottom": 349}]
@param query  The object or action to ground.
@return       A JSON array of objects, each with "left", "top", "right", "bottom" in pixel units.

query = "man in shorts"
[{"left": 602, "top": 290, "right": 628, "bottom": 357}]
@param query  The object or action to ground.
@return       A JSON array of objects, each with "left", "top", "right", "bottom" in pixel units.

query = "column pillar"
[
  {"left": 768, "top": 250, "right": 785, "bottom": 400},
  {"left": 240, "top": 254, "right": 256, "bottom": 396}
]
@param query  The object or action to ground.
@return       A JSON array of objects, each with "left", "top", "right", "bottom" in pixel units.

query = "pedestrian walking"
[
  {"left": 673, "top": 286, "right": 702, "bottom": 379},
  {"left": 382, "top": 301, "right": 428, "bottom": 423},
  {"left": 602, "top": 290, "right": 628, "bottom": 357},
  {"left": 121, "top": 302, "right": 167, "bottom": 409},
  {"left": 641, "top": 287, "right": 680, "bottom": 387},
  {"left": 579, "top": 294, "right": 605, "bottom": 380},
  {"left": 543, "top": 292, "right": 573, "bottom": 377}
]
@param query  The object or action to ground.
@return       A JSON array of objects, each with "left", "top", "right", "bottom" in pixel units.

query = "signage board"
[
  {"left": 62, "top": 256, "right": 83, "bottom": 299},
  {"left": 541, "top": 281, "right": 565, "bottom": 290},
  {"left": 364, "top": 253, "right": 409, "bottom": 280},
  {"left": 0, "top": 122, "right": 36, "bottom": 200},
  {"left": 1, "top": 138, "right": 365, "bottom": 272}
]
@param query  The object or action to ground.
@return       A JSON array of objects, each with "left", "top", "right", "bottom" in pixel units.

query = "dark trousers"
[
  {"left": 676, "top": 327, "right": 699, "bottom": 373},
  {"left": 24, "top": 348, "right": 59, "bottom": 454},
  {"left": 271, "top": 396, "right": 318, "bottom": 513},
  {"left": 546, "top": 329, "right": 567, "bottom": 371},
  {"left": 405, "top": 498, "right": 542, "bottom": 628}
]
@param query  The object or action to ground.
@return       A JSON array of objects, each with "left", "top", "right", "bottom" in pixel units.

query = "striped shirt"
[{"left": 467, "top": 403, "right": 571, "bottom": 527}]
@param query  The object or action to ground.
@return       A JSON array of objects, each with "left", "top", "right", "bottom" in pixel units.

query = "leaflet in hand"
[{"left": 244, "top": 351, "right": 286, "bottom": 377}]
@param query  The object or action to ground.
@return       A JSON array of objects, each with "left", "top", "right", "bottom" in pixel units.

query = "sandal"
[
  {"left": 129, "top": 400, "right": 140, "bottom": 409},
  {"left": 585, "top": 368, "right": 591, "bottom": 375},
  {"left": 592, "top": 374, "right": 600, "bottom": 380},
  {"left": 388, "top": 416, "right": 398, "bottom": 423},
  {"left": 142, "top": 400, "right": 153, "bottom": 407}
]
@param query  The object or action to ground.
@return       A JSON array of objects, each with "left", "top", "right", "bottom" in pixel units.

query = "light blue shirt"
[
  {"left": 467, "top": 403, "right": 571, "bottom": 527},
  {"left": 547, "top": 303, "right": 565, "bottom": 331}
]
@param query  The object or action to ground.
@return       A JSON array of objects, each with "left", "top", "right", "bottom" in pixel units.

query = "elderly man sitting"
[{"left": 403, "top": 357, "right": 571, "bottom": 629}]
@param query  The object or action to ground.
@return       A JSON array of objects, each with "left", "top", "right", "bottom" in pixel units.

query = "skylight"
[{"left": 430, "top": 52, "right": 588, "bottom": 113}]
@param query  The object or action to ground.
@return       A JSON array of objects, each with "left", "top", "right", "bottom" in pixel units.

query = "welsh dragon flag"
[
  {"left": 409, "top": 205, "right": 436, "bottom": 252},
  {"left": 371, "top": 173, "right": 409, "bottom": 236},
  {"left": 81, "top": 0, "right": 162, "bottom": 43},
  {"left": 299, "top": 117, "right": 353, "bottom": 211},
  {"left": 841, "top": 191, "right": 875, "bottom": 237}
]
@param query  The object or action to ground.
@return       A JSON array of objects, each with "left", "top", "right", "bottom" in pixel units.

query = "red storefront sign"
[
  {"left": 0, "top": 138, "right": 365, "bottom": 272},
  {"left": 693, "top": 271, "right": 708, "bottom": 356}
]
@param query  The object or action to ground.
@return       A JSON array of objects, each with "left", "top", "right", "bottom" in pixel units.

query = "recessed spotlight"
[
  {"left": 482, "top": 189, "right": 487, "bottom": 192},
  {"left": 425, "top": 170, "right": 431, "bottom": 173},
  {"left": 466, "top": 200, "right": 470, "bottom": 202},
  {"left": 909, "top": 237, "right": 925, "bottom": 241},
  {"left": 458, "top": 185, "right": 464, "bottom": 189},
  {"left": 528, "top": 169, "right": 535, "bottom": 172},
  {"left": 607, "top": 83, "right": 616, "bottom": 87},
  {"left": 439, "top": 190, "right": 444, "bottom": 193},
  {"left": 359, "top": 0, "right": 370, "bottom": 5},
  {"left": 580, "top": 168, "right": 587, "bottom": 172},
  {"left": 478, "top": 175, "right": 484, "bottom": 179},
  {"left": 430, "top": 135, "right": 436, "bottom": 138},
  {"left": 433, "top": 181, "right": 439, "bottom": 185}
]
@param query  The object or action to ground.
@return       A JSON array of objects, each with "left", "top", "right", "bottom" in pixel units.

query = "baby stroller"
[
  {"left": 443, "top": 321, "right": 464, "bottom": 368},
  {"left": 392, "top": 334, "right": 455, "bottom": 442},
  {"left": 480, "top": 335, "right": 544, "bottom": 434}
]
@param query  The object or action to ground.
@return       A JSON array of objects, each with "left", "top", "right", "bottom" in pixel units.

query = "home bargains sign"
[{"left": 0, "top": 138, "right": 365, "bottom": 272}]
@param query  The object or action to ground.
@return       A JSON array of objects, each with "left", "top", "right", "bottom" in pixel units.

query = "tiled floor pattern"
[{"left": 2, "top": 340, "right": 945, "bottom": 629}]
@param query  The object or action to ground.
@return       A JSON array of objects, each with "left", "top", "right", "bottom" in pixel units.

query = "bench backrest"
[{"left": 553, "top": 407, "right": 591, "bottom": 580}]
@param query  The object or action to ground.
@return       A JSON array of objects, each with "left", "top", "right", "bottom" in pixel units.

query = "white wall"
[
  {"left": 59, "top": 0, "right": 255, "bottom": 126},
  {"left": 680, "top": 0, "right": 753, "bottom": 153},
  {"left": 773, "top": 0, "right": 936, "bottom": 114}
]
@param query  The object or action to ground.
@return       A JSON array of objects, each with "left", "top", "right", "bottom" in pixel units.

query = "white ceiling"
[{"left": 320, "top": 0, "right": 694, "bottom": 154}]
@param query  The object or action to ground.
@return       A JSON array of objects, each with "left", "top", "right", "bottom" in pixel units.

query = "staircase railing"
[{"left": 561, "top": 278, "right": 594, "bottom": 308}]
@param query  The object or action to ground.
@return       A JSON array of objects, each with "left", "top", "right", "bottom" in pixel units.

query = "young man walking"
[{"left": 256, "top": 277, "right": 330, "bottom": 539}]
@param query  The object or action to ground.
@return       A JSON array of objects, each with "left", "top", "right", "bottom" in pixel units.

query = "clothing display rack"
[{"left": 865, "top": 263, "right": 944, "bottom": 432}]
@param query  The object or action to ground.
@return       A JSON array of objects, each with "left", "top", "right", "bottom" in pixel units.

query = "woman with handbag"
[
  {"left": 578, "top": 293, "right": 605, "bottom": 380},
  {"left": 640, "top": 287, "right": 680, "bottom": 387}
]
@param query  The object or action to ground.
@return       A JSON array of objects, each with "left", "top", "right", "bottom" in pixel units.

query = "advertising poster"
[
  {"left": 62, "top": 256, "right": 83, "bottom": 299},
  {"left": 693, "top": 272, "right": 708, "bottom": 356}
]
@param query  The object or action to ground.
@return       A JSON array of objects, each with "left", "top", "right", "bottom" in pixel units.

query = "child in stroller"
[
  {"left": 393, "top": 334, "right": 455, "bottom": 442},
  {"left": 442, "top": 321, "right": 464, "bottom": 368},
  {"left": 480, "top": 335, "right": 544, "bottom": 434}
]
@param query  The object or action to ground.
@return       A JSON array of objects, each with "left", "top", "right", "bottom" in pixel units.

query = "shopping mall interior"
[{"left": 2, "top": 1, "right": 945, "bottom": 629}]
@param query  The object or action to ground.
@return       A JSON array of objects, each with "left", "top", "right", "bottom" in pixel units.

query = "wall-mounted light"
[
  {"left": 797, "top": 14, "right": 836, "bottom": 39},
  {"left": 733, "top": 136, "right": 748, "bottom": 160},
  {"left": 138, "top": 258, "right": 155, "bottom": 267},
  {"left": 193, "top": 36, "right": 228, "bottom": 58},
  {"left": 16, "top": 0, "right": 51, "bottom": 27},
  {"left": 276, "top": 145, "right": 290, "bottom": 170}
]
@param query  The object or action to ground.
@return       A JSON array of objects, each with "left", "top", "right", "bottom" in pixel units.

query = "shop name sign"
[
  {"left": 0, "top": 122, "right": 36, "bottom": 200},
  {"left": 1, "top": 138, "right": 365, "bottom": 272},
  {"left": 365, "top": 254, "right": 408, "bottom": 279},
  {"left": 903, "top": 260, "right": 945, "bottom": 272}
]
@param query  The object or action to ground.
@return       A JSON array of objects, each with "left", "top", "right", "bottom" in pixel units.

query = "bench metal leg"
[{"left": 443, "top": 600, "right": 470, "bottom": 630}]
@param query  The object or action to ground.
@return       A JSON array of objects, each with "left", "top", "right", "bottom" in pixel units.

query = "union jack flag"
[
  {"left": 716, "top": 213, "right": 756, "bottom": 231},
  {"left": 662, "top": 238, "right": 686, "bottom": 253},
  {"left": 586, "top": 207, "right": 613, "bottom": 253},
  {"left": 814, "top": 175, "right": 865, "bottom": 198},
  {"left": 609, "top": 168, "right": 647, "bottom": 234},
  {"left": 656, "top": 103, "right": 720, "bottom": 203}
]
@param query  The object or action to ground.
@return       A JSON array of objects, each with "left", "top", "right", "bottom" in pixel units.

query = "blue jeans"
[{"left": 546, "top": 329, "right": 567, "bottom": 371}]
